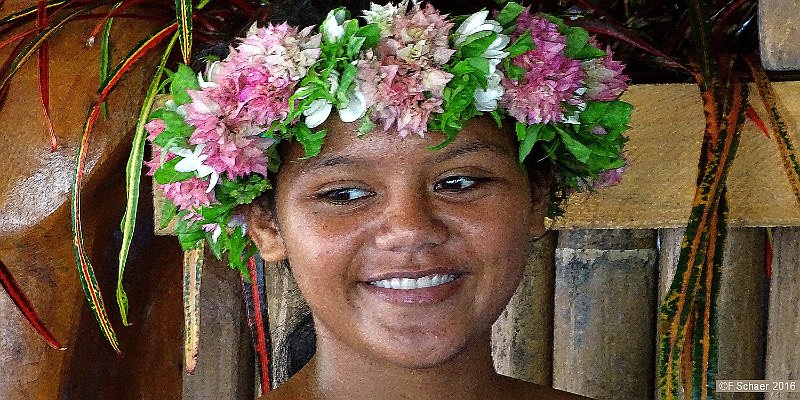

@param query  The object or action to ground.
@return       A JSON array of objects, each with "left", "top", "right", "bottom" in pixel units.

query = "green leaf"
[
  {"left": 150, "top": 109, "right": 194, "bottom": 147},
  {"left": 346, "top": 34, "right": 366, "bottom": 59},
  {"left": 518, "top": 123, "right": 543, "bottom": 162},
  {"left": 154, "top": 157, "right": 195, "bottom": 184},
  {"left": 170, "top": 64, "right": 200, "bottom": 105},
  {"left": 579, "top": 101, "right": 610, "bottom": 125},
  {"left": 357, "top": 23, "right": 381, "bottom": 48},
  {"left": 496, "top": 2, "right": 525, "bottom": 27},
  {"left": 458, "top": 31, "right": 495, "bottom": 58},
  {"left": 559, "top": 129, "right": 592, "bottom": 163},
  {"left": 296, "top": 125, "right": 327, "bottom": 158},
  {"left": 159, "top": 199, "right": 178, "bottom": 230},
  {"left": 358, "top": 119, "right": 376, "bottom": 136},
  {"left": 563, "top": 27, "right": 589, "bottom": 59},
  {"left": 506, "top": 30, "right": 535, "bottom": 58},
  {"left": 599, "top": 101, "right": 633, "bottom": 129},
  {"left": 574, "top": 44, "right": 606, "bottom": 60}
]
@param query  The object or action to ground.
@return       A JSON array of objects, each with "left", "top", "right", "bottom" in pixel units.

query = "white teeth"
[{"left": 370, "top": 274, "right": 457, "bottom": 290}]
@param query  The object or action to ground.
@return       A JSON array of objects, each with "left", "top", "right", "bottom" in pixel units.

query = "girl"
[{"left": 147, "top": 1, "right": 628, "bottom": 398}]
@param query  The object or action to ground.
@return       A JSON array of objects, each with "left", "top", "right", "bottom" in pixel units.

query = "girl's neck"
[{"left": 303, "top": 329, "right": 502, "bottom": 400}]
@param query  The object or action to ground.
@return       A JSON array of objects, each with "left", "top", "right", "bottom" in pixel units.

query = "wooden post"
[
  {"left": 553, "top": 229, "right": 658, "bottom": 400},
  {"left": 182, "top": 248, "right": 254, "bottom": 400},
  {"left": 765, "top": 228, "right": 800, "bottom": 400},
  {"left": 492, "top": 231, "right": 557, "bottom": 386},
  {"left": 759, "top": 0, "right": 800, "bottom": 71},
  {"left": 266, "top": 260, "right": 313, "bottom": 388}
]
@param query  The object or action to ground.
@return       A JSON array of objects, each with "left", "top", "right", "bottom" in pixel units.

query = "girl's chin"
[{"left": 359, "top": 331, "right": 472, "bottom": 369}]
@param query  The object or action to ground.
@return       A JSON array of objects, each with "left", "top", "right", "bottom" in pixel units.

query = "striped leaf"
[
  {"left": 72, "top": 101, "right": 121, "bottom": 354},
  {"left": 0, "top": 0, "right": 68, "bottom": 28},
  {"left": 658, "top": 68, "right": 748, "bottom": 400},
  {"left": 116, "top": 32, "right": 179, "bottom": 326},
  {"left": 100, "top": 22, "right": 178, "bottom": 97},
  {"left": 176, "top": 0, "right": 192, "bottom": 64},
  {"left": 745, "top": 56, "right": 800, "bottom": 207},
  {"left": 183, "top": 245, "right": 204, "bottom": 373},
  {"left": 73, "top": 22, "right": 177, "bottom": 351},
  {"left": 98, "top": 2, "right": 124, "bottom": 118},
  {"left": 0, "top": 259, "right": 65, "bottom": 350}
]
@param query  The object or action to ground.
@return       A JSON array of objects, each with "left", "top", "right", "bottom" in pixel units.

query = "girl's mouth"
[
  {"left": 362, "top": 273, "right": 465, "bottom": 304},
  {"left": 368, "top": 273, "right": 458, "bottom": 290}
]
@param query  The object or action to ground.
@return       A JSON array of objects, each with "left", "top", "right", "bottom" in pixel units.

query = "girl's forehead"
[{"left": 282, "top": 116, "right": 518, "bottom": 168}]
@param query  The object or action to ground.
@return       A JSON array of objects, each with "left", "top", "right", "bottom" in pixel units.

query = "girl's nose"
[{"left": 373, "top": 190, "right": 449, "bottom": 253}]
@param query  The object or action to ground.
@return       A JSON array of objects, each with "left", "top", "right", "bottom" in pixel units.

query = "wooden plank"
[
  {"left": 759, "top": 0, "right": 800, "bottom": 71},
  {"left": 553, "top": 229, "right": 658, "bottom": 400},
  {"left": 555, "top": 82, "right": 800, "bottom": 229},
  {"left": 491, "top": 231, "right": 556, "bottom": 386},
  {"left": 182, "top": 248, "right": 254, "bottom": 400},
  {"left": 765, "top": 228, "right": 800, "bottom": 400}
]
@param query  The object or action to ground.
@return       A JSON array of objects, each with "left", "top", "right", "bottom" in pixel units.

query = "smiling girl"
[{"left": 146, "top": 1, "right": 629, "bottom": 398}]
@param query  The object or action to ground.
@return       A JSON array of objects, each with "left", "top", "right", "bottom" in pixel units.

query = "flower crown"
[{"left": 146, "top": 1, "right": 631, "bottom": 274}]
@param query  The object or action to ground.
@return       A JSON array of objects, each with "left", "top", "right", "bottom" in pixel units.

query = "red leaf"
[
  {"left": 0, "top": 259, "right": 65, "bottom": 350},
  {"left": 246, "top": 255, "right": 271, "bottom": 395},
  {"left": 745, "top": 105, "right": 770, "bottom": 139},
  {"left": 573, "top": 19, "right": 690, "bottom": 73},
  {"left": 37, "top": 0, "right": 57, "bottom": 151},
  {"left": 86, "top": 0, "right": 150, "bottom": 46},
  {"left": 765, "top": 228, "right": 773, "bottom": 279}
]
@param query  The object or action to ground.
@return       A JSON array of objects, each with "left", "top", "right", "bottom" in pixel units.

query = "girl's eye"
[
  {"left": 434, "top": 176, "right": 486, "bottom": 192},
  {"left": 318, "top": 187, "right": 373, "bottom": 204}
]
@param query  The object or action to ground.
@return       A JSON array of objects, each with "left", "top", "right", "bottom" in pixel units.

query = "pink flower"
[
  {"left": 501, "top": 12, "right": 585, "bottom": 124},
  {"left": 355, "top": 3, "right": 455, "bottom": 137},
  {"left": 144, "top": 145, "right": 175, "bottom": 176},
  {"left": 593, "top": 165, "right": 625, "bottom": 188},
  {"left": 145, "top": 119, "right": 166, "bottom": 141},
  {"left": 201, "top": 23, "right": 321, "bottom": 128},
  {"left": 357, "top": 56, "right": 447, "bottom": 137},
  {"left": 582, "top": 39, "right": 629, "bottom": 101},
  {"left": 160, "top": 177, "right": 218, "bottom": 211},
  {"left": 188, "top": 120, "right": 274, "bottom": 180}
]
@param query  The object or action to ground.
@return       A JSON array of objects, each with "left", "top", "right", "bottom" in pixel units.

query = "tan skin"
[{"left": 248, "top": 116, "right": 592, "bottom": 400}]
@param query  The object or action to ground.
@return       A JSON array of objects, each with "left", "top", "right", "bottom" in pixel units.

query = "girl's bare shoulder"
[{"left": 498, "top": 374, "right": 595, "bottom": 400}]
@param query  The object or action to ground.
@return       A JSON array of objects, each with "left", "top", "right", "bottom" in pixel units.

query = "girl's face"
[{"left": 249, "top": 116, "right": 548, "bottom": 368}]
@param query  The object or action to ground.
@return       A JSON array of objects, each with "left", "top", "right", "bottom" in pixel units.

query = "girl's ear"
[{"left": 245, "top": 203, "right": 287, "bottom": 262}]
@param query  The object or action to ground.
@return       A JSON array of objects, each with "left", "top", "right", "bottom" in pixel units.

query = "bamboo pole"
[
  {"left": 765, "top": 228, "right": 800, "bottom": 400},
  {"left": 492, "top": 231, "right": 557, "bottom": 386},
  {"left": 553, "top": 229, "right": 658, "bottom": 400}
]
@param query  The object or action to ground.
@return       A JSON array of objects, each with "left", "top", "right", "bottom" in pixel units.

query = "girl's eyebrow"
[
  {"left": 295, "top": 153, "right": 366, "bottom": 175},
  {"left": 295, "top": 141, "right": 510, "bottom": 175},
  {"left": 429, "top": 141, "right": 511, "bottom": 164}
]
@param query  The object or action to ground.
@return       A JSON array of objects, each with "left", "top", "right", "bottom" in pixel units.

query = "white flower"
[
  {"left": 363, "top": 0, "right": 408, "bottom": 37},
  {"left": 338, "top": 88, "right": 367, "bottom": 122},
  {"left": 322, "top": 8, "right": 347, "bottom": 43},
  {"left": 304, "top": 71, "right": 342, "bottom": 128},
  {"left": 453, "top": 10, "right": 502, "bottom": 47},
  {"left": 171, "top": 144, "right": 219, "bottom": 193},
  {"left": 201, "top": 61, "right": 222, "bottom": 87},
  {"left": 304, "top": 99, "right": 333, "bottom": 128},
  {"left": 483, "top": 34, "right": 510, "bottom": 60},
  {"left": 474, "top": 71, "right": 504, "bottom": 112}
]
